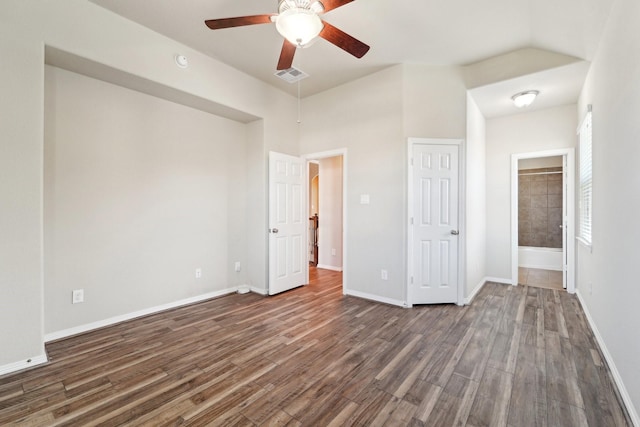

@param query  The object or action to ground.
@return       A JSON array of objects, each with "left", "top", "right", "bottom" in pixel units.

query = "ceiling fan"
[{"left": 204, "top": 0, "right": 370, "bottom": 70}]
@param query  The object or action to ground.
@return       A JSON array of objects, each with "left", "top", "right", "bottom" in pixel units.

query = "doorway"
[
  {"left": 511, "top": 149, "right": 575, "bottom": 293},
  {"left": 303, "top": 149, "right": 347, "bottom": 292}
]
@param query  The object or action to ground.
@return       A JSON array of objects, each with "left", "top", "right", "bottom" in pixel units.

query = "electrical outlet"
[
  {"left": 234, "top": 262, "right": 241, "bottom": 272},
  {"left": 72, "top": 289, "right": 84, "bottom": 304},
  {"left": 195, "top": 268, "right": 202, "bottom": 279},
  {"left": 381, "top": 270, "right": 388, "bottom": 281}
]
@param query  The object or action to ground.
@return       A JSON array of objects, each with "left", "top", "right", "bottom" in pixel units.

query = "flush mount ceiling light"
[
  {"left": 511, "top": 90, "right": 539, "bottom": 108},
  {"left": 275, "top": 1, "right": 324, "bottom": 47},
  {"left": 174, "top": 54, "right": 188, "bottom": 69}
]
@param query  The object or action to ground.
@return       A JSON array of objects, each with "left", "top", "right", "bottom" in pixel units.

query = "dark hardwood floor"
[{"left": 0, "top": 268, "right": 632, "bottom": 426}]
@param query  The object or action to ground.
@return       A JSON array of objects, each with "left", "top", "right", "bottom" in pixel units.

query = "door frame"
[
  {"left": 302, "top": 148, "right": 348, "bottom": 294},
  {"left": 510, "top": 148, "right": 575, "bottom": 293},
  {"left": 407, "top": 138, "right": 466, "bottom": 306}
]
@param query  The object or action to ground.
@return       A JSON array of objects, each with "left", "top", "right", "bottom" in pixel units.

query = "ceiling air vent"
[{"left": 274, "top": 67, "right": 309, "bottom": 83}]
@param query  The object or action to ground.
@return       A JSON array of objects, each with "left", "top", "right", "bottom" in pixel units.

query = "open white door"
[
  {"left": 409, "top": 143, "right": 460, "bottom": 304},
  {"left": 269, "top": 151, "right": 306, "bottom": 295}
]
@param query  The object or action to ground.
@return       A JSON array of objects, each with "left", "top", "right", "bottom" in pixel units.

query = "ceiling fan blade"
[
  {"left": 319, "top": 0, "right": 355, "bottom": 13},
  {"left": 204, "top": 15, "right": 275, "bottom": 30},
  {"left": 319, "top": 21, "right": 370, "bottom": 58},
  {"left": 277, "top": 40, "right": 297, "bottom": 70}
]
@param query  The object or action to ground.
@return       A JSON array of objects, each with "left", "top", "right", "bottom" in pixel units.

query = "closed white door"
[
  {"left": 410, "top": 144, "right": 460, "bottom": 304},
  {"left": 269, "top": 152, "right": 306, "bottom": 295}
]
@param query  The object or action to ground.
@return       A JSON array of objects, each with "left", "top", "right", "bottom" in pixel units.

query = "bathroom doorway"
[{"left": 511, "top": 149, "right": 575, "bottom": 293}]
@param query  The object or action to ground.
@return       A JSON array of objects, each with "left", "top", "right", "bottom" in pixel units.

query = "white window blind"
[{"left": 578, "top": 107, "right": 592, "bottom": 245}]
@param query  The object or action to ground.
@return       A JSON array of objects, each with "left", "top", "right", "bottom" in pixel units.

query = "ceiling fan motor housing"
[{"left": 278, "top": 0, "right": 325, "bottom": 14}]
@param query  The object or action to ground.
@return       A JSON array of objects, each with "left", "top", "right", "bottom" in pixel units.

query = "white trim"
[
  {"left": 250, "top": 286, "right": 268, "bottom": 295},
  {"left": 344, "top": 289, "right": 405, "bottom": 308},
  {"left": 45, "top": 287, "right": 238, "bottom": 342},
  {"left": 316, "top": 264, "right": 343, "bottom": 272},
  {"left": 511, "top": 149, "right": 575, "bottom": 294},
  {"left": 465, "top": 278, "right": 487, "bottom": 305},
  {"left": 576, "top": 290, "right": 639, "bottom": 426},
  {"left": 302, "top": 148, "right": 348, "bottom": 295},
  {"left": 407, "top": 138, "right": 465, "bottom": 307},
  {"left": 0, "top": 354, "right": 48, "bottom": 376},
  {"left": 485, "top": 276, "right": 513, "bottom": 285},
  {"left": 518, "top": 263, "right": 563, "bottom": 271}
]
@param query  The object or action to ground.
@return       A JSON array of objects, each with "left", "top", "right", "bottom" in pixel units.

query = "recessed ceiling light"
[
  {"left": 175, "top": 54, "right": 188, "bottom": 69},
  {"left": 511, "top": 90, "right": 539, "bottom": 108}
]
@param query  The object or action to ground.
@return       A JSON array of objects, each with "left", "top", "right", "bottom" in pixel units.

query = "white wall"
[
  {"left": 300, "top": 64, "right": 467, "bottom": 305},
  {"left": 485, "top": 104, "right": 577, "bottom": 280},
  {"left": 43, "top": 66, "right": 246, "bottom": 334},
  {"left": 577, "top": 0, "right": 640, "bottom": 420},
  {"left": 300, "top": 66, "right": 405, "bottom": 303},
  {"left": 465, "top": 95, "right": 487, "bottom": 297},
  {"left": 0, "top": 22, "right": 46, "bottom": 368},
  {"left": 0, "top": 0, "right": 298, "bottom": 370},
  {"left": 318, "top": 157, "right": 343, "bottom": 270}
]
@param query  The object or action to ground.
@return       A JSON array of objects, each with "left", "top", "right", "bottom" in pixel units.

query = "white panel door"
[
  {"left": 411, "top": 144, "right": 459, "bottom": 304},
  {"left": 269, "top": 151, "right": 306, "bottom": 295}
]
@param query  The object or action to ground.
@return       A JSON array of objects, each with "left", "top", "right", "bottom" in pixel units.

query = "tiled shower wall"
[{"left": 518, "top": 167, "right": 563, "bottom": 248}]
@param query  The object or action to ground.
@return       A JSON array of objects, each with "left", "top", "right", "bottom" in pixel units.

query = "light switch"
[{"left": 360, "top": 194, "right": 370, "bottom": 205}]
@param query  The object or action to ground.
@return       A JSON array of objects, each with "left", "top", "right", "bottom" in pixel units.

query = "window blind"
[{"left": 578, "top": 108, "right": 592, "bottom": 244}]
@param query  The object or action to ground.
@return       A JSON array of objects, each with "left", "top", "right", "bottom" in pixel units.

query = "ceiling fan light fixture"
[
  {"left": 275, "top": 8, "right": 323, "bottom": 47},
  {"left": 511, "top": 90, "right": 539, "bottom": 108}
]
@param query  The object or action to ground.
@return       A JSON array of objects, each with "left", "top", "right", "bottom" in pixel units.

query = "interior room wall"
[
  {"left": 300, "top": 66, "right": 405, "bottom": 304},
  {"left": 0, "top": 0, "right": 298, "bottom": 370},
  {"left": 465, "top": 94, "right": 487, "bottom": 298},
  {"left": 485, "top": 104, "right": 577, "bottom": 281},
  {"left": 0, "top": 26, "right": 46, "bottom": 368},
  {"left": 317, "top": 157, "right": 343, "bottom": 270},
  {"left": 300, "top": 64, "right": 467, "bottom": 305},
  {"left": 577, "top": 0, "right": 640, "bottom": 420},
  {"left": 43, "top": 65, "right": 247, "bottom": 334},
  {"left": 309, "top": 162, "right": 319, "bottom": 215}
]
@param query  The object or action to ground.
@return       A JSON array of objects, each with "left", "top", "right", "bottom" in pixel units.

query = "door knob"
[
  {"left": 270, "top": 228, "right": 279, "bottom": 234},
  {"left": 451, "top": 230, "right": 459, "bottom": 235}
]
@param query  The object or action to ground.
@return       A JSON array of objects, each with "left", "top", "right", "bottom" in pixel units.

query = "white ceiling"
[{"left": 90, "top": 0, "right": 613, "bottom": 115}]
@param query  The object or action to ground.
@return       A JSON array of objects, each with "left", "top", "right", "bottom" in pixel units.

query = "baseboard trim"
[
  {"left": 465, "top": 278, "right": 487, "bottom": 305},
  {"left": 316, "top": 264, "right": 343, "bottom": 272},
  {"left": 344, "top": 289, "right": 405, "bottom": 308},
  {"left": 519, "top": 263, "right": 563, "bottom": 271},
  {"left": 575, "top": 290, "right": 639, "bottom": 426},
  {"left": 485, "top": 276, "right": 513, "bottom": 285},
  {"left": 45, "top": 287, "right": 238, "bottom": 342},
  {"left": 0, "top": 354, "right": 48, "bottom": 377},
  {"left": 250, "top": 286, "right": 268, "bottom": 295}
]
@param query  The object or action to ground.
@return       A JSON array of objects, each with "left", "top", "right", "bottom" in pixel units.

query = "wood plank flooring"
[{"left": 0, "top": 269, "right": 632, "bottom": 426}]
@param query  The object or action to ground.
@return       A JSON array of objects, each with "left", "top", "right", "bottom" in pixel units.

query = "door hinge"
[
  {"left": 410, "top": 217, "right": 414, "bottom": 225},
  {"left": 410, "top": 158, "right": 414, "bottom": 166},
  {"left": 410, "top": 276, "right": 414, "bottom": 284}
]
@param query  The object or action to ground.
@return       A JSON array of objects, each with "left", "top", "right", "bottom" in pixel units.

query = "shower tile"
[
  {"left": 531, "top": 180, "right": 548, "bottom": 195},
  {"left": 532, "top": 233, "right": 547, "bottom": 247},
  {"left": 549, "top": 208, "right": 562, "bottom": 225},
  {"left": 519, "top": 220, "right": 532, "bottom": 234},
  {"left": 532, "top": 220, "right": 548, "bottom": 233},
  {"left": 547, "top": 172, "right": 562, "bottom": 181},
  {"left": 531, "top": 207, "right": 547, "bottom": 223},
  {"left": 531, "top": 195, "right": 548, "bottom": 208},
  {"left": 519, "top": 233, "right": 533, "bottom": 246},
  {"left": 548, "top": 194, "right": 562, "bottom": 208},
  {"left": 548, "top": 180, "right": 562, "bottom": 195},
  {"left": 519, "top": 207, "right": 531, "bottom": 221},
  {"left": 548, "top": 234, "right": 562, "bottom": 248}
]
